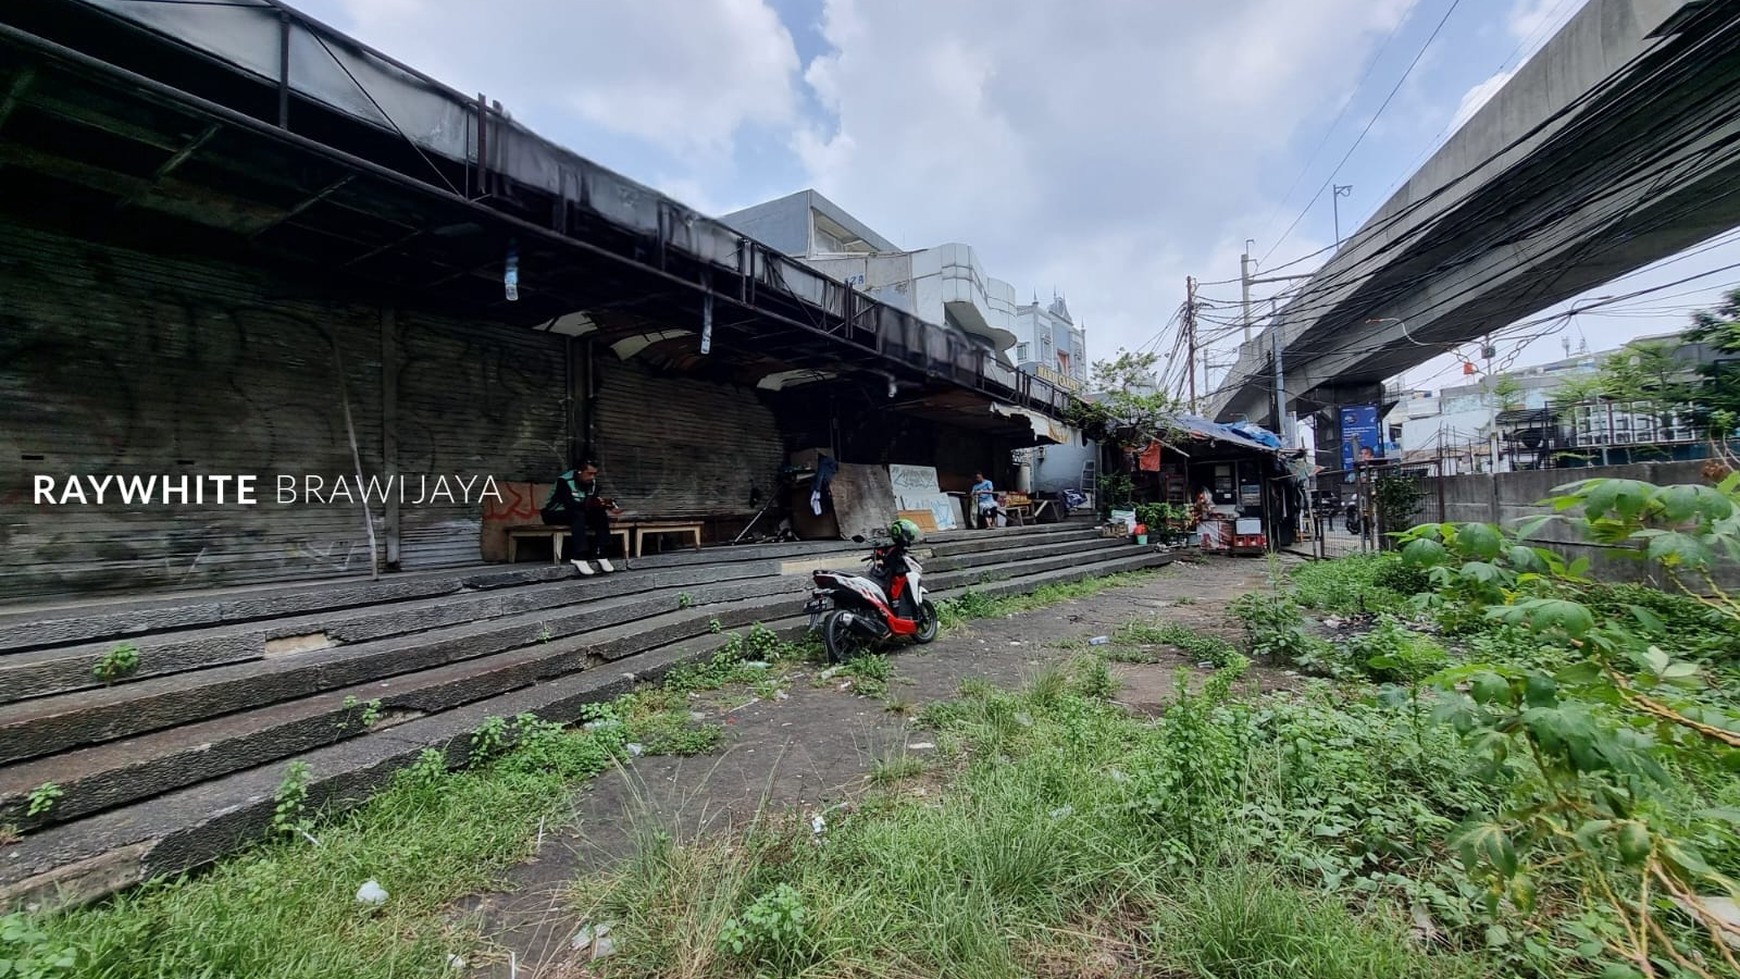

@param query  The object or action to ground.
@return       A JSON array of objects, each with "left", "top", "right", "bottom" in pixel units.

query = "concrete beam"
[{"left": 1207, "top": 0, "right": 1729, "bottom": 422}]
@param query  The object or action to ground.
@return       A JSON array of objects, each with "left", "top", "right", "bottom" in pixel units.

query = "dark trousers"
[{"left": 542, "top": 506, "right": 610, "bottom": 560}]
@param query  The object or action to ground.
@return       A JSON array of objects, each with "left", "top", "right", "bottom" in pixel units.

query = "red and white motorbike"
[{"left": 805, "top": 533, "right": 939, "bottom": 663}]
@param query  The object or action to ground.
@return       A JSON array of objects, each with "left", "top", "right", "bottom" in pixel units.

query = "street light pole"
[{"left": 1332, "top": 185, "right": 1353, "bottom": 247}]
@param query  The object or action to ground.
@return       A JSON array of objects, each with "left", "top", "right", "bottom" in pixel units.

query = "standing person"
[
  {"left": 971, "top": 471, "right": 1002, "bottom": 529},
  {"left": 541, "top": 461, "right": 623, "bottom": 576}
]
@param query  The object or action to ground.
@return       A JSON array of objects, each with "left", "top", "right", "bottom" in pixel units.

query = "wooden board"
[
  {"left": 829, "top": 463, "right": 899, "bottom": 541},
  {"left": 898, "top": 509, "right": 939, "bottom": 533}
]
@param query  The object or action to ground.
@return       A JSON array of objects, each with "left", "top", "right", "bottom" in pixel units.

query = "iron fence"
[{"left": 1297, "top": 460, "right": 1448, "bottom": 559}]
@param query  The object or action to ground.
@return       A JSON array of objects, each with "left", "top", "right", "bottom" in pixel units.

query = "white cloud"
[
  {"left": 792, "top": 0, "right": 1414, "bottom": 364},
  {"left": 308, "top": 0, "right": 801, "bottom": 158},
  {"left": 1507, "top": 0, "right": 1583, "bottom": 56},
  {"left": 1448, "top": 68, "right": 1515, "bottom": 134},
  {"left": 1442, "top": 1, "right": 1582, "bottom": 169}
]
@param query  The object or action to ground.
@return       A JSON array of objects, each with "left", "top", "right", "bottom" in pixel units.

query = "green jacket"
[{"left": 542, "top": 470, "right": 596, "bottom": 514}]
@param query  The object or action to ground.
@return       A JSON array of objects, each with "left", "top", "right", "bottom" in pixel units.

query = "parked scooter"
[
  {"left": 805, "top": 519, "right": 939, "bottom": 663},
  {"left": 1344, "top": 498, "right": 1363, "bottom": 535}
]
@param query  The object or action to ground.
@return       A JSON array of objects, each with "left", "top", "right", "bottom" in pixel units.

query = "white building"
[
  {"left": 723, "top": 190, "right": 1075, "bottom": 374},
  {"left": 1014, "top": 296, "right": 1089, "bottom": 391},
  {"left": 1386, "top": 356, "right": 1600, "bottom": 473},
  {"left": 1385, "top": 332, "right": 1710, "bottom": 473}
]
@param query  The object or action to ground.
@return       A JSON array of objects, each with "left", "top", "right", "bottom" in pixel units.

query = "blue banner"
[{"left": 1339, "top": 404, "right": 1382, "bottom": 469}]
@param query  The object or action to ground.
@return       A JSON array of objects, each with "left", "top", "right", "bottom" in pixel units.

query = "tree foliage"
[
  {"left": 1065, "top": 349, "right": 1183, "bottom": 449},
  {"left": 1685, "top": 288, "right": 1740, "bottom": 440}
]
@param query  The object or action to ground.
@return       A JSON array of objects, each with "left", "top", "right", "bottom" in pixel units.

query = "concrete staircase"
[{"left": 0, "top": 521, "right": 1171, "bottom": 908}]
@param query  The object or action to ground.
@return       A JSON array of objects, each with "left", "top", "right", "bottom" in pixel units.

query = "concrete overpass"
[{"left": 1207, "top": 0, "right": 1740, "bottom": 454}]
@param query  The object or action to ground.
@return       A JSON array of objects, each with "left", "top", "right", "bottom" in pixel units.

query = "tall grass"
[
  {"left": 12, "top": 627, "right": 824, "bottom": 979},
  {"left": 573, "top": 661, "right": 1489, "bottom": 978}
]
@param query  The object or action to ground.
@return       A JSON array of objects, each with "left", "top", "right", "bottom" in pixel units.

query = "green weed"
[
  {"left": 1115, "top": 618, "right": 1244, "bottom": 667},
  {"left": 870, "top": 754, "right": 926, "bottom": 783},
  {"left": 25, "top": 784, "right": 63, "bottom": 819},
  {"left": 91, "top": 642, "right": 140, "bottom": 685}
]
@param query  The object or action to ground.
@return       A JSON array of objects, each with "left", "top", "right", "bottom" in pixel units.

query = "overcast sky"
[{"left": 292, "top": 0, "right": 1740, "bottom": 398}]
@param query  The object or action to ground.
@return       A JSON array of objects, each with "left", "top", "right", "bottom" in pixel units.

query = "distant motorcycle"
[
  {"left": 804, "top": 520, "right": 938, "bottom": 663},
  {"left": 1344, "top": 499, "right": 1363, "bottom": 535}
]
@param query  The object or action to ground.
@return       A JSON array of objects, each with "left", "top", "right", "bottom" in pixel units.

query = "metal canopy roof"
[{"left": 0, "top": 2, "right": 1074, "bottom": 440}]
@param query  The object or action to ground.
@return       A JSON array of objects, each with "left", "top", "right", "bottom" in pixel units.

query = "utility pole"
[
  {"left": 1240, "top": 243, "right": 1254, "bottom": 344},
  {"left": 1237, "top": 244, "right": 1313, "bottom": 440},
  {"left": 1482, "top": 334, "right": 1499, "bottom": 472},
  {"left": 1271, "top": 316, "right": 1286, "bottom": 444},
  {"left": 1332, "top": 184, "right": 1353, "bottom": 246},
  {"left": 1185, "top": 276, "right": 1199, "bottom": 413}
]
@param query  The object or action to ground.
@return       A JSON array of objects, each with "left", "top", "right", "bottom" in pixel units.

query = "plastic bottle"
[{"left": 504, "top": 242, "right": 520, "bottom": 301}]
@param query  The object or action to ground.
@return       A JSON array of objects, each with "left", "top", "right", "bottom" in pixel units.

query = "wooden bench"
[
  {"left": 631, "top": 520, "right": 703, "bottom": 557},
  {"left": 504, "top": 525, "right": 632, "bottom": 564}
]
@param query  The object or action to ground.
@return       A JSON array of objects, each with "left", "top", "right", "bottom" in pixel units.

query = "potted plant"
[{"left": 1132, "top": 522, "right": 1148, "bottom": 545}]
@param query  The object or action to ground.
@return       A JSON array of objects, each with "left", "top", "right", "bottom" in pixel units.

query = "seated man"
[
  {"left": 971, "top": 470, "right": 1004, "bottom": 529},
  {"left": 540, "top": 461, "right": 624, "bottom": 576}
]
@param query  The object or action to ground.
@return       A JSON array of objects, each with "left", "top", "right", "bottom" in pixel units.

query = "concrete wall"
[
  {"left": 1031, "top": 438, "right": 1098, "bottom": 495},
  {"left": 717, "top": 194, "right": 810, "bottom": 256},
  {"left": 1428, "top": 460, "right": 1737, "bottom": 589}
]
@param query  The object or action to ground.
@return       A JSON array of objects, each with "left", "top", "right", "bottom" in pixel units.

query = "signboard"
[
  {"left": 886, "top": 464, "right": 958, "bottom": 532},
  {"left": 1031, "top": 364, "right": 1084, "bottom": 393},
  {"left": 1340, "top": 403, "right": 1382, "bottom": 470}
]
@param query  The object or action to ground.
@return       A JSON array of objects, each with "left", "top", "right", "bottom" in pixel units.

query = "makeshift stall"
[{"left": 1130, "top": 415, "right": 1295, "bottom": 556}]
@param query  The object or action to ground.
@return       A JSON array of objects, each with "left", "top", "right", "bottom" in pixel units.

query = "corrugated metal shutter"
[
  {"left": 593, "top": 357, "right": 782, "bottom": 518},
  {"left": 0, "top": 225, "right": 385, "bottom": 599},
  {"left": 391, "top": 314, "right": 568, "bottom": 569}
]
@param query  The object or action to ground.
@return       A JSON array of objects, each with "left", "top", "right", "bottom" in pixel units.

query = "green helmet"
[{"left": 889, "top": 518, "right": 923, "bottom": 546}]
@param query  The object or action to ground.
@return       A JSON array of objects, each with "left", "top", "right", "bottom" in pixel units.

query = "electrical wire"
[
  {"left": 1261, "top": 0, "right": 1465, "bottom": 263},
  {"left": 1225, "top": 62, "right": 1740, "bottom": 377},
  {"left": 1243, "top": 7, "right": 1737, "bottom": 320},
  {"left": 1368, "top": 0, "right": 1588, "bottom": 210},
  {"left": 1256, "top": 0, "right": 1425, "bottom": 244}
]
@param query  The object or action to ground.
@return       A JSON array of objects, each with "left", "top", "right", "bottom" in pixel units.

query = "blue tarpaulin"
[{"left": 1171, "top": 414, "right": 1281, "bottom": 453}]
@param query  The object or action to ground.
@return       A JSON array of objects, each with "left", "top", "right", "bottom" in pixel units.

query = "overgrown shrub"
[
  {"left": 1348, "top": 616, "right": 1449, "bottom": 683},
  {"left": 1289, "top": 555, "right": 1413, "bottom": 615}
]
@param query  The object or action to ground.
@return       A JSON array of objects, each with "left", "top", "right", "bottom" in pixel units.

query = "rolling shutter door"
[
  {"left": 592, "top": 358, "right": 782, "bottom": 518},
  {"left": 391, "top": 314, "right": 569, "bottom": 569},
  {"left": 0, "top": 225, "right": 384, "bottom": 599}
]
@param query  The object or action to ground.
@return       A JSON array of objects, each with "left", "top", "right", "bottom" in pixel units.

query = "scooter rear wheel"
[
  {"left": 823, "top": 610, "right": 872, "bottom": 664},
  {"left": 913, "top": 600, "right": 939, "bottom": 644}
]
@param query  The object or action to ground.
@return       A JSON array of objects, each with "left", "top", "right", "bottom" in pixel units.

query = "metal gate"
[
  {"left": 1307, "top": 466, "right": 1374, "bottom": 558},
  {"left": 1305, "top": 463, "right": 1444, "bottom": 559}
]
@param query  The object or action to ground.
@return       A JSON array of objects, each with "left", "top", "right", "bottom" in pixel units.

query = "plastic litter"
[
  {"left": 355, "top": 879, "right": 388, "bottom": 906},
  {"left": 1089, "top": 636, "right": 1111, "bottom": 646}
]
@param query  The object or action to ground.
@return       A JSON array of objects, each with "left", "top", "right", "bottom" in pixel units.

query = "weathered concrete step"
[
  {"left": 926, "top": 523, "right": 1096, "bottom": 557},
  {"left": 932, "top": 547, "right": 1175, "bottom": 602},
  {"left": 926, "top": 535, "right": 1127, "bottom": 573},
  {"left": 0, "top": 574, "right": 806, "bottom": 766},
  {"left": 0, "top": 635, "right": 723, "bottom": 913},
  {"left": 927, "top": 517, "right": 1086, "bottom": 543},
  {"left": 0, "top": 591, "right": 804, "bottom": 831},
  {"left": 0, "top": 564, "right": 579, "bottom": 655},
  {"left": 618, "top": 539, "right": 859, "bottom": 570},
  {"left": 926, "top": 540, "right": 1143, "bottom": 592},
  {"left": 0, "top": 544, "right": 1166, "bottom": 912},
  {"left": 0, "top": 541, "right": 853, "bottom": 656},
  {"left": 0, "top": 561, "right": 774, "bottom": 704}
]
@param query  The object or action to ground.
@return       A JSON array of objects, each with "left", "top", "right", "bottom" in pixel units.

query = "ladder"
[{"left": 1077, "top": 459, "right": 1098, "bottom": 510}]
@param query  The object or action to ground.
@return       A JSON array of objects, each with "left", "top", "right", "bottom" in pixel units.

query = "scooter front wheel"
[
  {"left": 823, "top": 610, "right": 873, "bottom": 664},
  {"left": 913, "top": 600, "right": 939, "bottom": 644}
]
